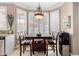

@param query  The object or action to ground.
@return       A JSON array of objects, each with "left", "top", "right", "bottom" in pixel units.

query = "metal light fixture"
[{"left": 34, "top": 3, "right": 44, "bottom": 20}]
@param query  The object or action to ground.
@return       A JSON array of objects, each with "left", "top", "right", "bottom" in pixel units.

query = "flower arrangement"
[{"left": 8, "top": 14, "right": 14, "bottom": 33}]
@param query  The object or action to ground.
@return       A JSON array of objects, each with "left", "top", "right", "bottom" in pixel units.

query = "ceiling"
[
  {"left": 0, "top": 2, "right": 64, "bottom": 11},
  {"left": 14, "top": 2, "right": 64, "bottom": 11}
]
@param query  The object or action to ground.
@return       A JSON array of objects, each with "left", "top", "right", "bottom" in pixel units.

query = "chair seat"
[
  {"left": 48, "top": 40, "right": 56, "bottom": 45},
  {"left": 34, "top": 39, "right": 43, "bottom": 41},
  {"left": 21, "top": 40, "right": 31, "bottom": 45}
]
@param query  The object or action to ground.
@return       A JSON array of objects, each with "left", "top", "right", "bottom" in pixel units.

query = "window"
[
  {"left": 16, "top": 8, "right": 59, "bottom": 36},
  {"left": 16, "top": 8, "right": 27, "bottom": 34},
  {"left": 28, "top": 12, "right": 38, "bottom": 35},
  {"left": 50, "top": 10, "right": 59, "bottom": 33},
  {"left": 0, "top": 6, "right": 7, "bottom": 30},
  {"left": 28, "top": 12, "right": 49, "bottom": 35},
  {"left": 40, "top": 12, "right": 49, "bottom": 35}
]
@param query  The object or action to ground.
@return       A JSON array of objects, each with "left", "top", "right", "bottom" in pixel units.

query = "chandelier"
[{"left": 34, "top": 3, "right": 44, "bottom": 20}]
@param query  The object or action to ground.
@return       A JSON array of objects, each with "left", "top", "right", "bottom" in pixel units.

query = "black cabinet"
[{"left": 59, "top": 32, "right": 71, "bottom": 56}]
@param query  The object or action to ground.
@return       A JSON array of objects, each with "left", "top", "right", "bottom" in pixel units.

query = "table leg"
[
  {"left": 46, "top": 43, "right": 48, "bottom": 56},
  {"left": 20, "top": 39, "right": 22, "bottom": 56},
  {"left": 46, "top": 39, "right": 48, "bottom": 56},
  {"left": 4, "top": 39, "right": 6, "bottom": 56},
  {"left": 33, "top": 39, "right": 34, "bottom": 54},
  {"left": 44, "top": 39, "right": 45, "bottom": 54},
  {"left": 30, "top": 44, "right": 32, "bottom": 56}
]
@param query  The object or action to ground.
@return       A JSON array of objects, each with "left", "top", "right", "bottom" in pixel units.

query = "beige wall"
[
  {"left": 60, "top": 2, "right": 79, "bottom": 55},
  {"left": 73, "top": 2, "right": 79, "bottom": 55},
  {"left": 60, "top": 2, "right": 73, "bottom": 34},
  {"left": 60, "top": 2, "right": 73, "bottom": 55}
]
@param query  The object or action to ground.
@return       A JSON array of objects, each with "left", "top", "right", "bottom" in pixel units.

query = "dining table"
[{"left": 19, "top": 35, "right": 53, "bottom": 56}]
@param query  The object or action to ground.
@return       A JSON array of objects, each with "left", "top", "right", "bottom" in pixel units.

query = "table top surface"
[
  {"left": 23, "top": 35, "right": 53, "bottom": 39},
  {"left": 24, "top": 35, "right": 52, "bottom": 37}
]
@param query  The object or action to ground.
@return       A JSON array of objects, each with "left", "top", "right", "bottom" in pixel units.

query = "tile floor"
[{"left": 8, "top": 45, "right": 59, "bottom": 56}]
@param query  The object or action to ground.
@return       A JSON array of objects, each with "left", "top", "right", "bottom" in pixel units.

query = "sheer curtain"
[
  {"left": 40, "top": 12, "right": 49, "bottom": 35},
  {"left": 0, "top": 6, "right": 7, "bottom": 31},
  {"left": 50, "top": 10, "right": 59, "bottom": 33},
  {"left": 28, "top": 12, "right": 38, "bottom": 35},
  {"left": 16, "top": 8, "right": 27, "bottom": 36}
]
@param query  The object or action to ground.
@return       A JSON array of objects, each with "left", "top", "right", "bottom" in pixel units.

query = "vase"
[{"left": 8, "top": 27, "right": 13, "bottom": 34}]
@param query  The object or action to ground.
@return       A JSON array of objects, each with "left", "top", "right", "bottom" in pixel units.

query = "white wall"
[{"left": 0, "top": 34, "right": 15, "bottom": 55}]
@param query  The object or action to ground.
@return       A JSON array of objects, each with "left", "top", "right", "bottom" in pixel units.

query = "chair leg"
[
  {"left": 30, "top": 44, "right": 32, "bottom": 56},
  {"left": 20, "top": 45, "right": 22, "bottom": 56},
  {"left": 33, "top": 46, "right": 34, "bottom": 54},
  {"left": 23, "top": 45, "right": 26, "bottom": 54},
  {"left": 46, "top": 44, "right": 48, "bottom": 56},
  {"left": 44, "top": 44, "right": 46, "bottom": 54},
  {"left": 52, "top": 45, "right": 55, "bottom": 52},
  {"left": 44, "top": 49, "right": 46, "bottom": 54},
  {"left": 56, "top": 45, "right": 58, "bottom": 56},
  {"left": 56, "top": 39, "right": 58, "bottom": 56}
]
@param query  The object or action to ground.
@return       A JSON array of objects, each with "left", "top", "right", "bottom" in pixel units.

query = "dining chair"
[
  {"left": 19, "top": 32, "right": 32, "bottom": 56},
  {"left": 48, "top": 32, "right": 59, "bottom": 56},
  {"left": 31, "top": 38, "right": 48, "bottom": 56}
]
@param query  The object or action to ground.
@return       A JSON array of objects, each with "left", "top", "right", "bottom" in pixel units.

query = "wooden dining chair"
[
  {"left": 32, "top": 39, "right": 48, "bottom": 56},
  {"left": 48, "top": 32, "right": 59, "bottom": 56},
  {"left": 19, "top": 32, "right": 32, "bottom": 56}
]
